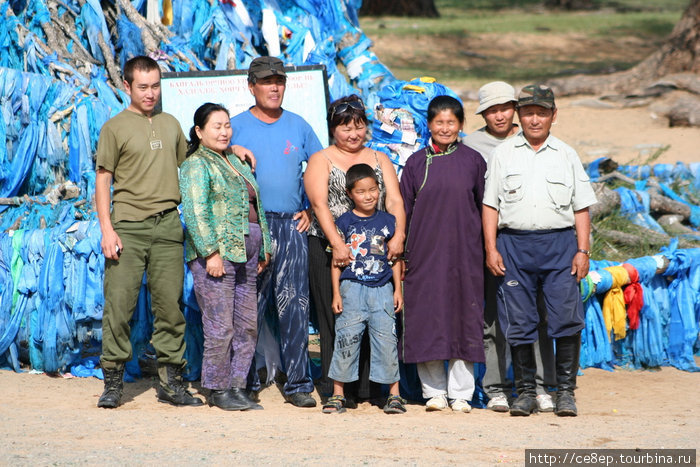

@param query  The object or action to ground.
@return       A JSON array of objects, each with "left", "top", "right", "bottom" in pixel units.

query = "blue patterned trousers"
[{"left": 252, "top": 212, "right": 313, "bottom": 395}]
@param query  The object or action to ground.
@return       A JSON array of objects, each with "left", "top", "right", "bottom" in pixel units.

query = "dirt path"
[
  {"left": 1, "top": 362, "right": 698, "bottom": 465},
  {"left": 3, "top": 21, "right": 699, "bottom": 467}
]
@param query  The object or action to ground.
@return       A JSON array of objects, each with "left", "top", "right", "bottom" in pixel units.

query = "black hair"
[
  {"left": 327, "top": 94, "right": 368, "bottom": 138},
  {"left": 345, "top": 163, "right": 378, "bottom": 191},
  {"left": 187, "top": 103, "right": 230, "bottom": 157},
  {"left": 427, "top": 95, "right": 465, "bottom": 125},
  {"left": 123, "top": 56, "right": 160, "bottom": 86}
]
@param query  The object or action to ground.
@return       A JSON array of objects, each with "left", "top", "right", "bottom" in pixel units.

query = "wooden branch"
[
  {"left": 648, "top": 189, "right": 692, "bottom": 218},
  {"left": 49, "top": 104, "right": 76, "bottom": 123},
  {"left": 657, "top": 214, "right": 699, "bottom": 237},
  {"left": 595, "top": 171, "right": 637, "bottom": 185},
  {"left": 6, "top": 215, "right": 25, "bottom": 232},
  {"left": 0, "top": 198, "right": 22, "bottom": 206},
  {"left": 116, "top": 0, "right": 167, "bottom": 52},
  {"left": 98, "top": 32, "right": 124, "bottom": 91},
  {"left": 597, "top": 227, "right": 699, "bottom": 249},
  {"left": 17, "top": 23, "right": 53, "bottom": 56},
  {"left": 50, "top": 8, "right": 100, "bottom": 65},
  {"left": 39, "top": 19, "right": 63, "bottom": 57},
  {"left": 590, "top": 182, "right": 620, "bottom": 219},
  {"left": 590, "top": 179, "right": 693, "bottom": 221}
]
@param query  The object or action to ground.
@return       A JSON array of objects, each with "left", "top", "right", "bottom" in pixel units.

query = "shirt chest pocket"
[
  {"left": 502, "top": 170, "right": 524, "bottom": 203},
  {"left": 545, "top": 168, "right": 573, "bottom": 209}
]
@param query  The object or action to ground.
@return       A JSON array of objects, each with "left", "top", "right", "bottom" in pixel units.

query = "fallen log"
[
  {"left": 596, "top": 227, "right": 699, "bottom": 249},
  {"left": 590, "top": 179, "right": 692, "bottom": 221}
]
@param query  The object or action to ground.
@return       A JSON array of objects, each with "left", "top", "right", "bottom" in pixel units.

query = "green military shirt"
[{"left": 95, "top": 109, "right": 187, "bottom": 222}]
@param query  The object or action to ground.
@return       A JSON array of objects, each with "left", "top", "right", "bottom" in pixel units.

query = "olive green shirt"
[{"left": 95, "top": 109, "right": 187, "bottom": 222}]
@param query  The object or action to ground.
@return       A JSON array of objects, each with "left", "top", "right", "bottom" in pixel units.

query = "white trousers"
[{"left": 417, "top": 359, "right": 475, "bottom": 400}]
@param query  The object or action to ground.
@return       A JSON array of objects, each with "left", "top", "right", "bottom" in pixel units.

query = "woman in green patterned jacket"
[{"left": 180, "top": 103, "right": 271, "bottom": 411}]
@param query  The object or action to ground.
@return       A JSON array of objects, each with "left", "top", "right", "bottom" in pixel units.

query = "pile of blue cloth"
[{"left": 0, "top": 0, "right": 698, "bottom": 380}]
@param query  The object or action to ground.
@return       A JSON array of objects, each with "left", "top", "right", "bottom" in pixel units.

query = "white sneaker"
[
  {"left": 451, "top": 399, "right": 472, "bottom": 413},
  {"left": 425, "top": 394, "right": 448, "bottom": 411},
  {"left": 536, "top": 394, "right": 554, "bottom": 412},
  {"left": 486, "top": 394, "right": 509, "bottom": 412}
]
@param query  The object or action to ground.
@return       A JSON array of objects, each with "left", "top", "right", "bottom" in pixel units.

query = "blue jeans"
[{"left": 328, "top": 281, "right": 399, "bottom": 385}]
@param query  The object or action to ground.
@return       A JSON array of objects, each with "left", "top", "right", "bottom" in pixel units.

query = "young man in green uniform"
[{"left": 95, "top": 56, "right": 202, "bottom": 409}]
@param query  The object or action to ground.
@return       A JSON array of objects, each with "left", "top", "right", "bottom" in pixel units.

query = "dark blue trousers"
[
  {"left": 251, "top": 212, "right": 314, "bottom": 395},
  {"left": 495, "top": 228, "right": 584, "bottom": 346}
]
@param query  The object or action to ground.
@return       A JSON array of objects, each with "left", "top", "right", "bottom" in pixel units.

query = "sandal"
[
  {"left": 383, "top": 395, "right": 407, "bottom": 414},
  {"left": 322, "top": 395, "right": 346, "bottom": 414}
]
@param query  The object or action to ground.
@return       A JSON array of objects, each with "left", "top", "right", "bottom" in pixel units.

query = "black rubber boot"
[
  {"left": 554, "top": 332, "right": 581, "bottom": 417},
  {"left": 97, "top": 365, "right": 124, "bottom": 409},
  {"left": 510, "top": 343, "right": 538, "bottom": 416},
  {"left": 238, "top": 388, "right": 264, "bottom": 410},
  {"left": 208, "top": 388, "right": 258, "bottom": 411},
  {"left": 157, "top": 363, "right": 204, "bottom": 407}
]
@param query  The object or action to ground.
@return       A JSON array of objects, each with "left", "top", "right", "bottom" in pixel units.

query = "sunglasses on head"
[{"left": 329, "top": 100, "right": 365, "bottom": 119}]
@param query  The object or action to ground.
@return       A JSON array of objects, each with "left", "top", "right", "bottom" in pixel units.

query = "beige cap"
[{"left": 475, "top": 81, "right": 516, "bottom": 114}]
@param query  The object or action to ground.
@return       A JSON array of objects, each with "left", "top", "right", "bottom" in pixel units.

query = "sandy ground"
[
  {"left": 2, "top": 20, "right": 700, "bottom": 467},
  {"left": 0, "top": 360, "right": 698, "bottom": 466}
]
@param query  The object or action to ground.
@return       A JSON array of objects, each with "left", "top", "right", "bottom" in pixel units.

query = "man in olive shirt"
[{"left": 95, "top": 56, "right": 202, "bottom": 409}]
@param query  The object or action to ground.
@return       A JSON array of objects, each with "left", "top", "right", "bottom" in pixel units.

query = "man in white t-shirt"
[{"left": 464, "top": 81, "right": 519, "bottom": 161}]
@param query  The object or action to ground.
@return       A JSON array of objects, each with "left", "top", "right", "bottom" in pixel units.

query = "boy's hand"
[
  {"left": 393, "top": 290, "right": 403, "bottom": 313},
  {"left": 332, "top": 295, "right": 343, "bottom": 314}
]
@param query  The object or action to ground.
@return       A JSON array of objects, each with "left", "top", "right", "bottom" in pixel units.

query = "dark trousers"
[
  {"left": 254, "top": 213, "right": 313, "bottom": 395},
  {"left": 483, "top": 271, "right": 556, "bottom": 397},
  {"left": 495, "top": 228, "right": 585, "bottom": 346}
]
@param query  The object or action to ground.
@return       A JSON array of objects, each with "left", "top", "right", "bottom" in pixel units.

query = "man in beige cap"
[
  {"left": 482, "top": 84, "right": 597, "bottom": 417},
  {"left": 466, "top": 82, "right": 556, "bottom": 415}
]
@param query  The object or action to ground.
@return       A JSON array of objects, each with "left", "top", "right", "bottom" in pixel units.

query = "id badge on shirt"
[{"left": 150, "top": 139, "right": 163, "bottom": 150}]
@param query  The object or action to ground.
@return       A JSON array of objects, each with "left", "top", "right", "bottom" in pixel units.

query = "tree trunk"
[
  {"left": 544, "top": 0, "right": 594, "bottom": 9},
  {"left": 548, "top": 0, "right": 700, "bottom": 96},
  {"left": 359, "top": 0, "right": 439, "bottom": 17}
]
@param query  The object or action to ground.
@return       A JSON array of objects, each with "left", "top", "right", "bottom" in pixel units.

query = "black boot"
[
  {"left": 239, "top": 388, "right": 264, "bottom": 410},
  {"left": 208, "top": 388, "right": 259, "bottom": 411},
  {"left": 157, "top": 363, "right": 204, "bottom": 407},
  {"left": 97, "top": 365, "right": 124, "bottom": 409},
  {"left": 554, "top": 332, "right": 581, "bottom": 417},
  {"left": 510, "top": 343, "right": 538, "bottom": 416}
]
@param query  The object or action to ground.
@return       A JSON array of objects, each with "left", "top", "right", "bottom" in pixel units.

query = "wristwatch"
[{"left": 577, "top": 248, "right": 591, "bottom": 257}]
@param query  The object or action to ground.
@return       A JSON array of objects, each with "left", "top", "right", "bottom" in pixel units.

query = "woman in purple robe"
[{"left": 399, "top": 95, "right": 486, "bottom": 413}]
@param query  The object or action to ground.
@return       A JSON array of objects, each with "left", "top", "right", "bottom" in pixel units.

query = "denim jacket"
[{"left": 180, "top": 145, "right": 271, "bottom": 263}]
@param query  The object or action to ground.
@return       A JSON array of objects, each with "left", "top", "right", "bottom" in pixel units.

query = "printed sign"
[{"left": 161, "top": 65, "right": 330, "bottom": 147}]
